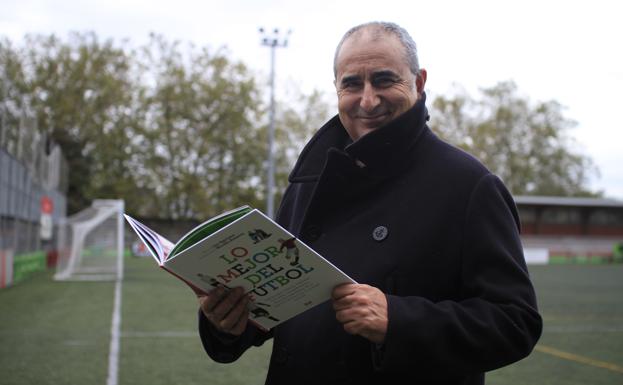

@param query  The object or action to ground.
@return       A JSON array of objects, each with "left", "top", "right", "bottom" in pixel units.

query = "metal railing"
[{"left": 0, "top": 108, "right": 67, "bottom": 255}]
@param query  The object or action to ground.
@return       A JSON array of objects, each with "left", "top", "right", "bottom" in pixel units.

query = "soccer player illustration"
[
  {"left": 248, "top": 228, "right": 272, "bottom": 243},
  {"left": 250, "top": 306, "right": 280, "bottom": 322},
  {"left": 278, "top": 237, "right": 300, "bottom": 266}
]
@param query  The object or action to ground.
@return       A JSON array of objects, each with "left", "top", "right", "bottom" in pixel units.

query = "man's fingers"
[
  {"left": 335, "top": 305, "right": 367, "bottom": 323},
  {"left": 217, "top": 295, "right": 249, "bottom": 332},
  {"left": 342, "top": 319, "right": 362, "bottom": 336},
  {"left": 199, "top": 286, "right": 248, "bottom": 332},
  {"left": 200, "top": 286, "right": 226, "bottom": 311},
  {"left": 332, "top": 283, "right": 357, "bottom": 300},
  {"left": 210, "top": 287, "right": 245, "bottom": 319},
  {"left": 331, "top": 284, "right": 389, "bottom": 344},
  {"left": 198, "top": 295, "right": 210, "bottom": 317},
  {"left": 198, "top": 286, "right": 226, "bottom": 317},
  {"left": 227, "top": 303, "right": 250, "bottom": 336},
  {"left": 332, "top": 285, "right": 371, "bottom": 311}
]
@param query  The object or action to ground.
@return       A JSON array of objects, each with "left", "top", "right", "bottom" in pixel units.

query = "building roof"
[{"left": 514, "top": 195, "right": 623, "bottom": 208}]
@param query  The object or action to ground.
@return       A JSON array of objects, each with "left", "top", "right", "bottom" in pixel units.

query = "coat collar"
[{"left": 289, "top": 93, "right": 430, "bottom": 183}]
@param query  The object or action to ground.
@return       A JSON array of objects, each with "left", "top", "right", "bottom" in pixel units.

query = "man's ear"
[{"left": 416, "top": 68, "right": 427, "bottom": 94}]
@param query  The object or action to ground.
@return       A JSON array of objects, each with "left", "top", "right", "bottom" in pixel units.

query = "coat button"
[
  {"left": 372, "top": 226, "right": 388, "bottom": 241},
  {"left": 274, "top": 346, "right": 289, "bottom": 365},
  {"left": 303, "top": 225, "right": 321, "bottom": 241}
]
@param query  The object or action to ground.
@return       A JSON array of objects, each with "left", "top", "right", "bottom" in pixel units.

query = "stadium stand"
[{"left": 516, "top": 195, "right": 623, "bottom": 264}]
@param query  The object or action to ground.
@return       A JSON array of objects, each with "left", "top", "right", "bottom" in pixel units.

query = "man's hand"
[
  {"left": 198, "top": 286, "right": 250, "bottom": 336},
  {"left": 332, "top": 283, "right": 388, "bottom": 344}
]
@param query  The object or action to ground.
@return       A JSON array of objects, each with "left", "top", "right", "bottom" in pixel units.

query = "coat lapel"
[{"left": 287, "top": 93, "right": 431, "bottom": 231}]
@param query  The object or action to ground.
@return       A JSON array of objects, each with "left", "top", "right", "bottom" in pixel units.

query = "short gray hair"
[{"left": 333, "top": 21, "right": 420, "bottom": 78}]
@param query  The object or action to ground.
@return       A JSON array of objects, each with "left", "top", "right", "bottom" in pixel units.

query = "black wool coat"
[{"left": 199, "top": 94, "right": 542, "bottom": 385}]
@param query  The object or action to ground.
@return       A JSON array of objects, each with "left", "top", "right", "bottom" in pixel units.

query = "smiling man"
[
  {"left": 334, "top": 24, "right": 426, "bottom": 141},
  {"left": 198, "top": 22, "right": 542, "bottom": 385}
]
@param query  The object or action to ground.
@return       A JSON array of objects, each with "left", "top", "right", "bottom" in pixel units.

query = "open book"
[{"left": 124, "top": 206, "right": 355, "bottom": 331}]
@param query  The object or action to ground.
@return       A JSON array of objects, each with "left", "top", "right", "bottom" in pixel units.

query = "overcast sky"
[{"left": 2, "top": 0, "right": 622, "bottom": 199}]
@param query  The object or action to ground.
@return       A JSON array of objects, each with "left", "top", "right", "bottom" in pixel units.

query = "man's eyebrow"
[
  {"left": 371, "top": 70, "right": 400, "bottom": 79},
  {"left": 339, "top": 74, "right": 361, "bottom": 85}
]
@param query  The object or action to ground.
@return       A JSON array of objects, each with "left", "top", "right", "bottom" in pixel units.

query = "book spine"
[{"left": 160, "top": 265, "right": 207, "bottom": 296}]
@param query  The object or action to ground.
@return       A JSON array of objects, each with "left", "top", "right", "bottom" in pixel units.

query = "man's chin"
[
  {"left": 344, "top": 116, "right": 392, "bottom": 140},
  {"left": 349, "top": 126, "right": 378, "bottom": 141}
]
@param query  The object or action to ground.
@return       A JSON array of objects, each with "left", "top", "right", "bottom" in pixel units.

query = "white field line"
[
  {"left": 106, "top": 250, "right": 124, "bottom": 385},
  {"left": 106, "top": 279, "right": 122, "bottom": 385}
]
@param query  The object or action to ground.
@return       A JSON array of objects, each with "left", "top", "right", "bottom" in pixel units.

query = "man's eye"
[
  {"left": 342, "top": 81, "right": 361, "bottom": 89},
  {"left": 374, "top": 77, "right": 396, "bottom": 87}
]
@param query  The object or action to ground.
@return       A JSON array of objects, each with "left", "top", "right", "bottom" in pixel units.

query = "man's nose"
[{"left": 360, "top": 83, "right": 380, "bottom": 112}]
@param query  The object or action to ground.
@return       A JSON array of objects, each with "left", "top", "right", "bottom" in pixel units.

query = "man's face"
[{"left": 334, "top": 30, "right": 426, "bottom": 141}]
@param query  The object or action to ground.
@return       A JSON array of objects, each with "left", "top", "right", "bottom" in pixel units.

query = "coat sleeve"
[
  {"left": 198, "top": 309, "right": 273, "bottom": 363},
  {"left": 376, "top": 173, "right": 542, "bottom": 375}
]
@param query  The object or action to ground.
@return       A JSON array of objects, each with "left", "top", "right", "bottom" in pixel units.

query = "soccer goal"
[{"left": 54, "top": 200, "right": 124, "bottom": 281}]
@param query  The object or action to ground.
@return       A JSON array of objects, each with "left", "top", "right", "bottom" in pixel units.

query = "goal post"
[{"left": 55, "top": 200, "right": 124, "bottom": 281}]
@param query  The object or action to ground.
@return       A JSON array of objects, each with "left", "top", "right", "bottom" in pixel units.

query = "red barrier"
[
  {"left": 0, "top": 249, "right": 14, "bottom": 288},
  {"left": 46, "top": 250, "right": 59, "bottom": 268}
]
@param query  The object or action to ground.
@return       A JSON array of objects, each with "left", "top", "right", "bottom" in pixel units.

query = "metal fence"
[{"left": 0, "top": 118, "right": 68, "bottom": 255}]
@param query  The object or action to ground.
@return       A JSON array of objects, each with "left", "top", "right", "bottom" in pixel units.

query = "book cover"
[{"left": 124, "top": 208, "right": 355, "bottom": 330}]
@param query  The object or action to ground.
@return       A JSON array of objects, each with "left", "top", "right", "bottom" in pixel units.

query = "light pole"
[
  {"left": 259, "top": 27, "right": 290, "bottom": 219},
  {"left": 1, "top": 68, "right": 8, "bottom": 146}
]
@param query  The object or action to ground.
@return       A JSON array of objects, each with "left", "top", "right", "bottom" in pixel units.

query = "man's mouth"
[{"left": 358, "top": 113, "right": 389, "bottom": 125}]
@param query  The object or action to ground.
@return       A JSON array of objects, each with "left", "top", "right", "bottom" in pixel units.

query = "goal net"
[{"left": 55, "top": 200, "right": 124, "bottom": 281}]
